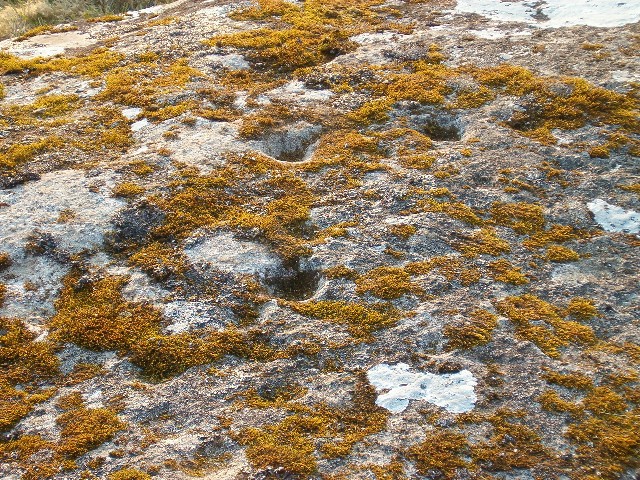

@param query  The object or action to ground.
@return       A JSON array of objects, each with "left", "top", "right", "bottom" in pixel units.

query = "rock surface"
[{"left": 0, "top": 0, "right": 638, "bottom": 479}]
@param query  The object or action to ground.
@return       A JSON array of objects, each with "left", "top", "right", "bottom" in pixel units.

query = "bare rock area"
[{"left": 0, "top": 0, "right": 638, "bottom": 479}]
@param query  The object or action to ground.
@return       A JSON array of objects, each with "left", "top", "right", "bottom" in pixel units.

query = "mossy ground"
[{"left": 0, "top": 0, "right": 638, "bottom": 479}]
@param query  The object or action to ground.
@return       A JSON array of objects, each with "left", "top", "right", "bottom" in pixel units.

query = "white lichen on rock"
[
  {"left": 587, "top": 199, "right": 639, "bottom": 234},
  {"left": 367, "top": 363, "right": 477, "bottom": 414}
]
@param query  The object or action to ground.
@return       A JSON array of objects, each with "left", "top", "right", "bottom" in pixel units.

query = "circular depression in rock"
[
  {"left": 394, "top": 105, "right": 465, "bottom": 141},
  {"left": 184, "top": 232, "right": 322, "bottom": 300},
  {"left": 258, "top": 122, "right": 322, "bottom": 162},
  {"left": 264, "top": 258, "right": 322, "bottom": 301}
]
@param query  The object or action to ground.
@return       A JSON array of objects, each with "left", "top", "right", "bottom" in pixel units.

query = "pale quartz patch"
[
  {"left": 367, "top": 363, "right": 477, "bottom": 413},
  {"left": 131, "top": 118, "right": 149, "bottom": 132},
  {"left": 467, "top": 27, "right": 532, "bottom": 39},
  {"left": 122, "top": 107, "right": 142, "bottom": 120},
  {"left": 205, "top": 53, "right": 250, "bottom": 70},
  {"left": 147, "top": 119, "right": 247, "bottom": 170},
  {"left": 0, "top": 30, "right": 96, "bottom": 59},
  {"left": 0, "top": 170, "right": 122, "bottom": 257},
  {"left": 163, "top": 300, "right": 226, "bottom": 333},
  {"left": 0, "top": 170, "right": 122, "bottom": 319},
  {"left": 261, "top": 81, "right": 333, "bottom": 105},
  {"left": 587, "top": 199, "right": 639, "bottom": 234},
  {"left": 455, "top": 0, "right": 640, "bottom": 28},
  {"left": 127, "top": 0, "right": 186, "bottom": 17},
  {"left": 185, "top": 232, "right": 282, "bottom": 276}
]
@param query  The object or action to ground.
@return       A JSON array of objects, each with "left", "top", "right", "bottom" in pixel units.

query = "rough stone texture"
[{"left": 0, "top": 0, "right": 638, "bottom": 479}]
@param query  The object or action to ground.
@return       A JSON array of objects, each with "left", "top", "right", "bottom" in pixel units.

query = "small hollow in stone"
[
  {"left": 264, "top": 258, "right": 322, "bottom": 300},
  {"left": 259, "top": 122, "right": 322, "bottom": 163}
]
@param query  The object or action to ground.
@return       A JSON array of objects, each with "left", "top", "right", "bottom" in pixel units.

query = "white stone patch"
[
  {"left": 350, "top": 31, "right": 398, "bottom": 45},
  {"left": 467, "top": 27, "right": 532, "bottom": 39},
  {"left": 120, "top": 269, "right": 171, "bottom": 304},
  {"left": 206, "top": 53, "right": 250, "bottom": 70},
  {"left": 455, "top": 0, "right": 640, "bottom": 28},
  {"left": 611, "top": 70, "right": 640, "bottom": 83},
  {"left": 163, "top": 300, "right": 225, "bottom": 333},
  {"left": 367, "top": 363, "right": 477, "bottom": 414},
  {"left": 0, "top": 31, "right": 97, "bottom": 59},
  {"left": 122, "top": 107, "right": 142, "bottom": 120},
  {"left": 185, "top": 232, "right": 282, "bottom": 277},
  {"left": 127, "top": 0, "right": 186, "bottom": 17},
  {"left": 234, "top": 91, "right": 249, "bottom": 111},
  {"left": 131, "top": 118, "right": 149, "bottom": 132},
  {"left": 261, "top": 81, "right": 333, "bottom": 106},
  {"left": 0, "top": 170, "right": 122, "bottom": 257},
  {"left": 0, "top": 170, "right": 123, "bottom": 318},
  {"left": 83, "top": 388, "right": 104, "bottom": 408},
  {"left": 149, "top": 119, "right": 247, "bottom": 170},
  {"left": 587, "top": 199, "right": 640, "bottom": 234}
]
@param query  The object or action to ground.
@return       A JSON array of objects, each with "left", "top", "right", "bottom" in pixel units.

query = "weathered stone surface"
[{"left": 0, "top": 0, "right": 638, "bottom": 479}]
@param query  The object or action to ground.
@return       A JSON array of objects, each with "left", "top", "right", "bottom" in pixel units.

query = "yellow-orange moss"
[
  {"left": 355, "top": 266, "right": 423, "bottom": 299},
  {"left": 443, "top": 309, "right": 498, "bottom": 350},
  {"left": 453, "top": 228, "right": 511, "bottom": 257},
  {"left": 545, "top": 244, "right": 580, "bottom": 262},
  {"left": 408, "top": 430, "right": 471, "bottom": 477},
  {"left": 487, "top": 259, "right": 529, "bottom": 285},
  {"left": 490, "top": 202, "right": 545, "bottom": 234},
  {"left": 287, "top": 300, "right": 399, "bottom": 339},
  {"left": 56, "top": 392, "right": 126, "bottom": 458},
  {"left": 495, "top": 294, "right": 597, "bottom": 357}
]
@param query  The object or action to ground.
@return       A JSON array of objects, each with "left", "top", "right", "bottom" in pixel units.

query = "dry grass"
[{"left": 0, "top": 0, "right": 171, "bottom": 39}]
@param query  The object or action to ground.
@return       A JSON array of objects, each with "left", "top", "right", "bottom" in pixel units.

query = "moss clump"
[
  {"left": 0, "top": 48, "right": 124, "bottom": 77},
  {"left": 109, "top": 468, "right": 152, "bottom": 480},
  {"left": 471, "top": 64, "right": 639, "bottom": 141},
  {"left": 0, "top": 317, "right": 59, "bottom": 432},
  {"left": 541, "top": 368, "right": 594, "bottom": 390},
  {"left": 206, "top": 0, "right": 393, "bottom": 73},
  {"left": 487, "top": 259, "right": 529, "bottom": 285},
  {"left": 490, "top": 202, "right": 545, "bottom": 234},
  {"left": 287, "top": 300, "right": 399, "bottom": 339},
  {"left": 566, "top": 409, "right": 640, "bottom": 479},
  {"left": 87, "top": 14, "right": 125, "bottom": 22},
  {"left": 238, "top": 378, "right": 388, "bottom": 475},
  {"left": 0, "top": 136, "right": 63, "bottom": 170},
  {"left": 49, "top": 275, "right": 162, "bottom": 352},
  {"left": 355, "top": 266, "right": 423, "bottom": 299},
  {"left": 453, "top": 228, "right": 511, "bottom": 257},
  {"left": 544, "top": 244, "right": 580, "bottom": 262},
  {"left": 128, "top": 242, "right": 187, "bottom": 281},
  {"left": 153, "top": 153, "right": 314, "bottom": 261},
  {"left": 443, "top": 309, "right": 498, "bottom": 350},
  {"left": 408, "top": 430, "right": 471, "bottom": 477},
  {"left": 589, "top": 145, "right": 610, "bottom": 158},
  {"left": 470, "top": 412, "right": 551, "bottom": 472},
  {"left": 98, "top": 57, "right": 202, "bottom": 114},
  {"left": 565, "top": 297, "right": 599, "bottom": 320},
  {"left": 56, "top": 392, "right": 126, "bottom": 458},
  {"left": 49, "top": 272, "right": 273, "bottom": 379},
  {"left": 323, "top": 265, "right": 358, "bottom": 280},
  {"left": 495, "top": 294, "right": 597, "bottom": 357},
  {"left": 0, "top": 283, "right": 6, "bottom": 307},
  {"left": 15, "top": 24, "right": 77, "bottom": 41},
  {"left": 582, "top": 386, "right": 627, "bottom": 415},
  {"left": 240, "top": 414, "right": 321, "bottom": 475},
  {"left": 523, "top": 224, "right": 585, "bottom": 249},
  {"left": 419, "top": 199, "right": 484, "bottom": 226},
  {"left": 619, "top": 183, "right": 640, "bottom": 196},
  {"left": 347, "top": 98, "right": 393, "bottom": 125},
  {"left": 406, "top": 255, "right": 481, "bottom": 286},
  {"left": 388, "top": 224, "right": 417, "bottom": 239},
  {"left": 538, "top": 389, "right": 583, "bottom": 416},
  {"left": 112, "top": 182, "right": 145, "bottom": 198}
]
